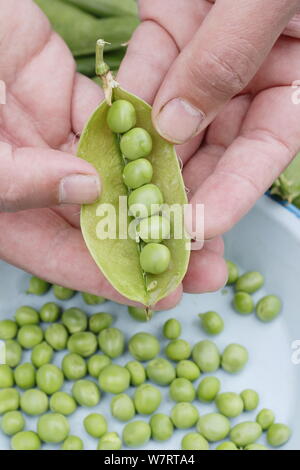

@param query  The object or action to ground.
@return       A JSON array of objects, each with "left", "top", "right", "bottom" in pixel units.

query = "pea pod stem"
[{"left": 96, "top": 39, "right": 118, "bottom": 105}]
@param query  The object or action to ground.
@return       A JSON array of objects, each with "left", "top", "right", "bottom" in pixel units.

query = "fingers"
[
  {"left": 72, "top": 73, "right": 103, "bottom": 135},
  {"left": 183, "top": 248, "right": 228, "bottom": 293},
  {"left": 152, "top": 0, "right": 299, "bottom": 144}
]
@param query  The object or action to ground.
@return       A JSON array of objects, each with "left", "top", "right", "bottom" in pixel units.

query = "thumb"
[
  {"left": 152, "top": 0, "right": 299, "bottom": 144},
  {"left": 0, "top": 142, "right": 101, "bottom": 212}
]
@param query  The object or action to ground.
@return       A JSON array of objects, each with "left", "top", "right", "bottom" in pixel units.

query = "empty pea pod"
[{"left": 62, "top": 0, "right": 138, "bottom": 17}]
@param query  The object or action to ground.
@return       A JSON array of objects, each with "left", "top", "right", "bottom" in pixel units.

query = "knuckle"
[{"left": 0, "top": 144, "right": 21, "bottom": 212}]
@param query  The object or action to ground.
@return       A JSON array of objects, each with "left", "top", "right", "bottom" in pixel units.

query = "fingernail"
[
  {"left": 59, "top": 174, "right": 100, "bottom": 204},
  {"left": 155, "top": 98, "right": 206, "bottom": 144}
]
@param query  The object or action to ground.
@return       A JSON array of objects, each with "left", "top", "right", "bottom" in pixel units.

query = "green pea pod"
[
  {"left": 271, "top": 151, "right": 300, "bottom": 203},
  {"left": 62, "top": 0, "right": 138, "bottom": 17},
  {"left": 78, "top": 42, "right": 190, "bottom": 307}
]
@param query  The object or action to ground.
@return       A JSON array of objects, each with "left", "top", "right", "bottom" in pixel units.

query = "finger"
[
  {"left": 152, "top": 0, "right": 299, "bottom": 144},
  {"left": 72, "top": 73, "right": 103, "bottom": 135},
  {"left": 204, "top": 237, "right": 225, "bottom": 256},
  {"left": 183, "top": 249, "right": 228, "bottom": 293}
]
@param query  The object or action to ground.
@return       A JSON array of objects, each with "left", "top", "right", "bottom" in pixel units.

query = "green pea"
[
  {"left": 107, "top": 99, "right": 136, "bottom": 134},
  {"left": 256, "top": 408, "right": 275, "bottom": 430},
  {"left": 53, "top": 285, "right": 75, "bottom": 300},
  {"left": 245, "top": 444, "right": 268, "bottom": 450},
  {"left": 226, "top": 260, "right": 239, "bottom": 285},
  {"left": 0, "top": 364, "right": 14, "bottom": 388},
  {"left": 197, "top": 413, "right": 230, "bottom": 442},
  {"left": 120, "top": 127, "right": 153, "bottom": 160},
  {"left": 171, "top": 403, "right": 199, "bottom": 429},
  {"left": 176, "top": 360, "right": 201, "bottom": 382},
  {"left": 123, "top": 420, "right": 151, "bottom": 448},
  {"left": 221, "top": 343, "right": 249, "bottom": 373},
  {"left": 5, "top": 340, "right": 22, "bottom": 368},
  {"left": 45, "top": 324, "right": 68, "bottom": 351},
  {"left": 11, "top": 431, "right": 41, "bottom": 450},
  {"left": 181, "top": 432, "right": 209, "bottom": 450},
  {"left": 165, "top": 339, "right": 191, "bottom": 361},
  {"left": 72, "top": 380, "right": 101, "bottom": 407},
  {"left": 146, "top": 358, "right": 176, "bottom": 386},
  {"left": 235, "top": 271, "right": 264, "bottom": 294},
  {"left": 197, "top": 376, "right": 220, "bottom": 402},
  {"left": 140, "top": 243, "right": 171, "bottom": 275},
  {"left": 150, "top": 413, "right": 174, "bottom": 442},
  {"left": 129, "top": 332, "right": 160, "bottom": 361},
  {"left": 31, "top": 342, "right": 54, "bottom": 368},
  {"left": 62, "top": 308, "right": 88, "bottom": 334},
  {"left": 84, "top": 413, "right": 107, "bottom": 438},
  {"left": 62, "top": 435, "right": 84, "bottom": 450},
  {"left": 240, "top": 389, "right": 259, "bottom": 411},
  {"left": 0, "top": 320, "right": 18, "bottom": 340},
  {"left": 128, "top": 184, "right": 164, "bottom": 218},
  {"left": 68, "top": 331, "right": 97, "bottom": 357},
  {"left": 111, "top": 394, "right": 135, "bottom": 422},
  {"left": 199, "top": 311, "right": 224, "bottom": 335},
  {"left": 230, "top": 422, "right": 262, "bottom": 447},
  {"left": 123, "top": 158, "right": 153, "bottom": 189},
  {"left": 40, "top": 302, "right": 61, "bottom": 323},
  {"left": 127, "top": 306, "right": 149, "bottom": 323},
  {"left": 15, "top": 306, "right": 40, "bottom": 326},
  {"left": 134, "top": 384, "right": 161, "bottom": 415},
  {"left": 216, "top": 441, "right": 238, "bottom": 450},
  {"left": 138, "top": 215, "right": 171, "bottom": 244},
  {"left": 233, "top": 292, "right": 254, "bottom": 315},
  {"left": 89, "top": 312, "right": 113, "bottom": 333},
  {"left": 0, "top": 388, "right": 20, "bottom": 414},
  {"left": 216, "top": 392, "right": 244, "bottom": 418},
  {"left": 192, "top": 340, "right": 221, "bottom": 372},
  {"left": 98, "top": 432, "right": 122, "bottom": 450},
  {"left": 27, "top": 276, "right": 50, "bottom": 296},
  {"left": 20, "top": 389, "right": 48, "bottom": 416},
  {"left": 50, "top": 392, "right": 77, "bottom": 416},
  {"left": 36, "top": 364, "right": 64, "bottom": 395},
  {"left": 37, "top": 413, "right": 70, "bottom": 443},
  {"left": 81, "top": 292, "right": 106, "bottom": 305},
  {"left": 98, "top": 327, "right": 125, "bottom": 358},
  {"left": 87, "top": 354, "right": 111, "bottom": 378},
  {"left": 170, "top": 378, "right": 195, "bottom": 403},
  {"left": 14, "top": 363, "right": 36, "bottom": 389},
  {"left": 126, "top": 361, "right": 146, "bottom": 386},
  {"left": 1, "top": 411, "right": 25, "bottom": 436},
  {"left": 62, "top": 353, "right": 87, "bottom": 380},
  {"left": 17, "top": 325, "right": 43, "bottom": 349},
  {"left": 256, "top": 295, "right": 282, "bottom": 322},
  {"left": 163, "top": 318, "right": 181, "bottom": 340},
  {"left": 267, "top": 423, "right": 291, "bottom": 447}
]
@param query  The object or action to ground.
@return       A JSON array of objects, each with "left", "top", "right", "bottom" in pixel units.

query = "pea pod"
[
  {"left": 78, "top": 41, "right": 190, "bottom": 307},
  {"left": 271, "top": 151, "right": 300, "bottom": 203},
  {"left": 62, "top": 0, "right": 138, "bottom": 17},
  {"left": 77, "top": 50, "right": 125, "bottom": 77}
]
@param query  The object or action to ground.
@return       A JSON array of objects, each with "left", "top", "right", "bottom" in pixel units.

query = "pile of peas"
[{"left": 106, "top": 99, "right": 171, "bottom": 275}]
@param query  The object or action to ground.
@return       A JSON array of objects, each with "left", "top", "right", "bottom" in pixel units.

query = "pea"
[
  {"left": 199, "top": 311, "right": 224, "bottom": 335},
  {"left": 36, "top": 364, "right": 64, "bottom": 395},
  {"left": 97, "top": 432, "right": 122, "bottom": 450},
  {"left": 88, "top": 354, "right": 111, "bottom": 378},
  {"left": 0, "top": 364, "right": 14, "bottom": 388},
  {"left": 50, "top": 392, "right": 77, "bottom": 416},
  {"left": 233, "top": 292, "right": 254, "bottom": 315},
  {"left": 230, "top": 422, "right": 262, "bottom": 447},
  {"left": 126, "top": 361, "right": 146, "bottom": 386},
  {"left": 169, "top": 378, "right": 195, "bottom": 403},
  {"left": 0, "top": 320, "right": 18, "bottom": 340},
  {"left": 256, "top": 295, "right": 282, "bottom": 322},
  {"left": 256, "top": 408, "right": 275, "bottom": 430},
  {"left": 120, "top": 127, "right": 153, "bottom": 160},
  {"left": 17, "top": 325, "right": 43, "bottom": 349},
  {"left": 245, "top": 444, "right": 268, "bottom": 450},
  {"left": 163, "top": 318, "right": 181, "bottom": 340},
  {"left": 98, "top": 327, "right": 125, "bottom": 358},
  {"left": 216, "top": 392, "right": 244, "bottom": 418},
  {"left": 62, "top": 353, "right": 87, "bottom": 380},
  {"left": 240, "top": 389, "right": 259, "bottom": 411},
  {"left": 127, "top": 306, "right": 149, "bottom": 323},
  {"left": 129, "top": 332, "right": 160, "bottom": 361},
  {"left": 81, "top": 292, "right": 106, "bottom": 305},
  {"left": 176, "top": 360, "right": 201, "bottom": 382},
  {"left": 99, "top": 364, "right": 130, "bottom": 394},
  {"left": 216, "top": 441, "right": 238, "bottom": 450},
  {"left": 62, "top": 308, "right": 88, "bottom": 334},
  {"left": 123, "top": 420, "right": 151, "bottom": 448},
  {"left": 134, "top": 384, "right": 161, "bottom": 415},
  {"left": 37, "top": 413, "right": 70, "bottom": 443},
  {"left": 150, "top": 413, "right": 174, "bottom": 441},
  {"left": 40, "top": 302, "right": 61, "bottom": 323},
  {"left": 89, "top": 312, "right": 113, "bottom": 333},
  {"left": 1, "top": 411, "right": 25, "bottom": 436},
  {"left": 123, "top": 158, "right": 153, "bottom": 189},
  {"left": 11, "top": 431, "right": 41, "bottom": 450},
  {"left": 14, "top": 363, "right": 36, "bottom": 389},
  {"left": 53, "top": 285, "right": 75, "bottom": 300},
  {"left": 197, "top": 376, "right": 221, "bottom": 402},
  {"left": 72, "top": 380, "right": 101, "bottom": 407},
  {"left": 192, "top": 340, "right": 221, "bottom": 372},
  {"left": 171, "top": 403, "right": 199, "bottom": 429},
  {"left": 107, "top": 99, "right": 136, "bottom": 134},
  {"left": 235, "top": 271, "right": 264, "bottom": 294},
  {"left": 146, "top": 358, "right": 176, "bottom": 386},
  {"left": 20, "top": 389, "right": 48, "bottom": 416},
  {"left": 267, "top": 423, "right": 291, "bottom": 447},
  {"left": 45, "top": 324, "right": 68, "bottom": 351},
  {"left": 5, "top": 340, "right": 22, "bottom": 368},
  {"left": 111, "top": 394, "right": 135, "bottom": 422},
  {"left": 84, "top": 413, "right": 107, "bottom": 438},
  {"left": 128, "top": 184, "right": 164, "bottom": 218},
  {"left": 0, "top": 389, "right": 20, "bottom": 416},
  {"left": 181, "top": 432, "right": 209, "bottom": 450},
  {"left": 197, "top": 413, "right": 230, "bottom": 442},
  {"left": 138, "top": 215, "right": 171, "bottom": 245},
  {"left": 27, "top": 276, "right": 50, "bottom": 295},
  {"left": 62, "top": 435, "right": 84, "bottom": 450},
  {"left": 31, "top": 342, "right": 54, "bottom": 368},
  {"left": 221, "top": 343, "right": 249, "bottom": 373},
  {"left": 140, "top": 243, "right": 171, "bottom": 275},
  {"left": 68, "top": 332, "right": 97, "bottom": 357},
  {"left": 165, "top": 339, "right": 191, "bottom": 361},
  {"left": 15, "top": 306, "right": 40, "bottom": 326},
  {"left": 226, "top": 260, "right": 239, "bottom": 285}
]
